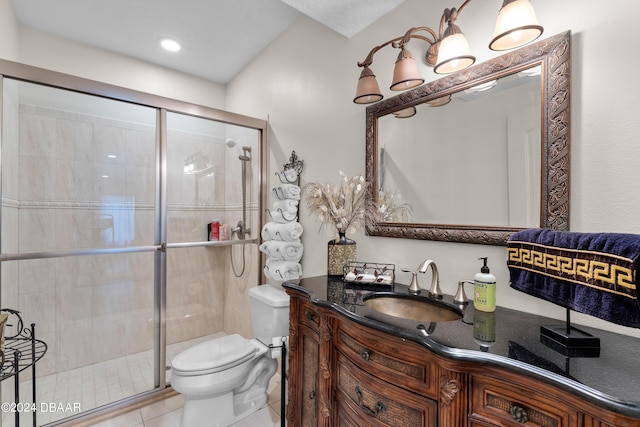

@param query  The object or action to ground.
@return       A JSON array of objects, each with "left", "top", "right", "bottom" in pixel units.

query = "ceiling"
[{"left": 11, "top": 0, "right": 405, "bottom": 85}]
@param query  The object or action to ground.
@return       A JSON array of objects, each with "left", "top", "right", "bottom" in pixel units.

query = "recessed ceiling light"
[{"left": 160, "top": 38, "right": 181, "bottom": 52}]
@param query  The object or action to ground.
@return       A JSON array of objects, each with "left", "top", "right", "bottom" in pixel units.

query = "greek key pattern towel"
[{"left": 507, "top": 228, "right": 640, "bottom": 328}]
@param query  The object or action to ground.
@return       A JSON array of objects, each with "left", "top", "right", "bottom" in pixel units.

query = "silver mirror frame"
[{"left": 365, "top": 31, "right": 571, "bottom": 245}]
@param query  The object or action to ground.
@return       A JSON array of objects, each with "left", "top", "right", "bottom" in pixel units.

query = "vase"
[{"left": 327, "top": 232, "right": 356, "bottom": 276}]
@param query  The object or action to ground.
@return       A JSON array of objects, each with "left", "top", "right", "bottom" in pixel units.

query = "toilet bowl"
[{"left": 170, "top": 285, "right": 290, "bottom": 427}]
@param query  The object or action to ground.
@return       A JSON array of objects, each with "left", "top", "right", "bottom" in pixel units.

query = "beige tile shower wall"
[
  {"left": 222, "top": 129, "right": 262, "bottom": 338},
  {"left": 166, "top": 246, "right": 226, "bottom": 344},
  {"left": 222, "top": 221, "right": 260, "bottom": 339}
]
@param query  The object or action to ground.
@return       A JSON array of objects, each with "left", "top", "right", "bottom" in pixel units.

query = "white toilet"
[{"left": 170, "top": 284, "right": 290, "bottom": 427}]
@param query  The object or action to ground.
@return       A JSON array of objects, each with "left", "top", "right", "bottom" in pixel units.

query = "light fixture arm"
[
  {"left": 357, "top": 27, "right": 438, "bottom": 69},
  {"left": 357, "top": 0, "right": 474, "bottom": 70},
  {"left": 357, "top": 38, "right": 401, "bottom": 68}
]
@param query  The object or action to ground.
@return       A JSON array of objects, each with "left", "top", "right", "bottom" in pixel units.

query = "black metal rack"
[{"left": 0, "top": 308, "right": 47, "bottom": 427}]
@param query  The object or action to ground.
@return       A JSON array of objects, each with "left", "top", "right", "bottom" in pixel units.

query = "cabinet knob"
[
  {"left": 355, "top": 386, "right": 386, "bottom": 418},
  {"left": 305, "top": 310, "right": 316, "bottom": 322},
  {"left": 360, "top": 350, "right": 370, "bottom": 361},
  {"left": 509, "top": 404, "right": 529, "bottom": 423}
]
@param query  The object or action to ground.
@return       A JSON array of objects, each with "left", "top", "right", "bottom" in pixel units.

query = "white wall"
[
  {"left": 0, "top": 0, "right": 19, "bottom": 61},
  {"left": 226, "top": 0, "right": 640, "bottom": 337}
]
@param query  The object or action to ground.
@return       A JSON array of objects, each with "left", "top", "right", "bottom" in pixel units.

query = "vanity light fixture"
[{"left": 353, "top": 0, "right": 543, "bottom": 104}]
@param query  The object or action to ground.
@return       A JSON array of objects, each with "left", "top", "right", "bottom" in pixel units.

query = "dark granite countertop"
[{"left": 283, "top": 276, "right": 640, "bottom": 419}]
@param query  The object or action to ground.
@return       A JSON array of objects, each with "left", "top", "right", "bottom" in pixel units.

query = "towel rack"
[{"left": 265, "top": 207, "right": 298, "bottom": 223}]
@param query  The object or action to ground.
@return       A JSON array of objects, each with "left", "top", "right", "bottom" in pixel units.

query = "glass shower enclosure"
[{"left": 0, "top": 60, "right": 267, "bottom": 426}]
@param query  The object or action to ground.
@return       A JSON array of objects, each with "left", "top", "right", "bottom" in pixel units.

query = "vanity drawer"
[
  {"left": 335, "top": 352, "right": 437, "bottom": 427},
  {"left": 298, "top": 299, "right": 320, "bottom": 330},
  {"left": 336, "top": 319, "right": 437, "bottom": 398},
  {"left": 470, "top": 374, "right": 579, "bottom": 427}
]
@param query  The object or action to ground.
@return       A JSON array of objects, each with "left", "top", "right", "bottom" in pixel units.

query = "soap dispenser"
[{"left": 473, "top": 257, "right": 496, "bottom": 312}]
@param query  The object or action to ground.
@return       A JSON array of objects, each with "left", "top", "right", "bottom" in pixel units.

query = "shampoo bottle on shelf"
[{"left": 474, "top": 257, "right": 496, "bottom": 312}]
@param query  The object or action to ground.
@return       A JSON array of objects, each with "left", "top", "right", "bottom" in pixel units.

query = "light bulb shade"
[
  {"left": 426, "top": 95, "right": 451, "bottom": 107},
  {"left": 393, "top": 106, "right": 417, "bottom": 118},
  {"left": 434, "top": 26, "right": 475, "bottom": 74},
  {"left": 353, "top": 66, "right": 383, "bottom": 104},
  {"left": 489, "top": 0, "right": 543, "bottom": 51},
  {"left": 390, "top": 48, "right": 424, "bottom": 91}
]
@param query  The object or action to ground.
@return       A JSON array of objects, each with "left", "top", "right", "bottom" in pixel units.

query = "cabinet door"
[
  {"left": 300, "top": 324, "right": 319, "bottom": 426},
  {"left": 470, "top": 374, "right": 579, "bottom": 427},
  {"left": 336, "top": 352, "right": 437, "bottom": 427},
  {"left": 584, "top": 414, "right": 639, "bottom": 427},
  {"left": 336, "top": 320, "right": 437, "bottom": 398},
  {"left": 287, "top": 297, "right": 320, "bottom": 427}
]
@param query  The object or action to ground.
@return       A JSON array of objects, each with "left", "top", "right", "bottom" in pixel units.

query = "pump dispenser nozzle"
[{"left": 479, "top": 257, "right": 490, "bottom": 273}]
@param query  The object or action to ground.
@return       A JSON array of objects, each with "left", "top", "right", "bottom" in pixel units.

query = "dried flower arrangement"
[
  {"left": 373, "top": 189, "right": 413, "bottom": 223},
  {"left": 302, "top": 171, "right": 370, "bottom": 238}
]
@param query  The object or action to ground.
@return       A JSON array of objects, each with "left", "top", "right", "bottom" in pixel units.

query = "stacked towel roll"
[
  {"left": 271, "top": 183, "right": 300, "bottom": 201},
  {"left": 259, "top": 240, "right": 303, "bottom": 261},
  {"left": 262, "top": 169, "right": 303, "bottom": 281},
  {"left": 261, "top": 222, "right": 303, "bottom": 241}
]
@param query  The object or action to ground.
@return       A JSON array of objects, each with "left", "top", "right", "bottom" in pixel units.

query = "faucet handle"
[
  {"left": 401, "top": 269, "right": 421, "bottom": 294},
  {"left": 454, "top": 280, "right": 474, "bottom": 304}
]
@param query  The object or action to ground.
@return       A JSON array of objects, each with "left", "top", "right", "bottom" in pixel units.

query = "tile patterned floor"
[
  {"left": 88, "top": 374, "right": 283, "bottom": 427},
  {"left": 1, "top": 333, "right": 284, "bottom": 426}
]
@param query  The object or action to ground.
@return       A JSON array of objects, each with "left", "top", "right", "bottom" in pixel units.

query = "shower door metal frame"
[{"left": 0, "top": 58, "right": 268, "bottom": 420}]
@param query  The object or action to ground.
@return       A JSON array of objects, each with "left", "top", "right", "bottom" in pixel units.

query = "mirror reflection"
[{"left": 378, "top": 67, "right": 541, "bottom": 227}]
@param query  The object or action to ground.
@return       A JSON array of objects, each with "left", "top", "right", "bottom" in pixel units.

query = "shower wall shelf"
[{"left": 0, "top": 308, "right": 48, "bottom": 427}]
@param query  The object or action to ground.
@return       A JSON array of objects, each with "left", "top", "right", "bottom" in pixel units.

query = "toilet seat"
[{"left": 172, "top": 334, "right": 257, "bottom": 376}]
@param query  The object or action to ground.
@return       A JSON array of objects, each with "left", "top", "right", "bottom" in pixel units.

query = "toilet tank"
[{"left": 249, "top": 285, "right": 290, "bottom": 345}]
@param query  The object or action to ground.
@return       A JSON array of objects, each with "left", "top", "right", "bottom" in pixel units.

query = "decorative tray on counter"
[{"left": 342, "top": 262, "right": 395, "bottom": 285}]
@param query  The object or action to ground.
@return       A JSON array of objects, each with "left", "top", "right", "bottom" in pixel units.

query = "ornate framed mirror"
[{"left": 365, "top": 31, "right": 571, "bottom": 245}]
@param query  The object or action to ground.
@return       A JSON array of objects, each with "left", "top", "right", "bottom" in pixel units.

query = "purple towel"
[{"left": 507, "top": 228, "right": 640, "bottom": 328}]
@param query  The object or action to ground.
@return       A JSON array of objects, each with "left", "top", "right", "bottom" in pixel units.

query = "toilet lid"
[{"left": 172, "top": 334, "right": 257, "bottom": 375}]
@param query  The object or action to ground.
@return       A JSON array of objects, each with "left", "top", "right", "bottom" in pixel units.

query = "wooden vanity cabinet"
[
  {"left": 286, "top": 290, "right": 466, "bottom": 427},
  {"left": 285, "top": 287, "right": 640, "bottom": 427}
]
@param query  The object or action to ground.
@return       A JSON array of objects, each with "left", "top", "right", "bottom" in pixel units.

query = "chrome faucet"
[{"left": 417, "top": 259, "right": 442, "bottom": 298}]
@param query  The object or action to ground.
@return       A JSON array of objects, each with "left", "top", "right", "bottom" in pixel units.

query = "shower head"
[{"left": 225, "top": 138, "right": 251, "bottom": 161}]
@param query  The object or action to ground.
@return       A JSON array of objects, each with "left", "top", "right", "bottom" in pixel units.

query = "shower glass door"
[
  {"left": 164, "top": 112, "right": 261, "bottom": 368},
  {"left": 1, "top": 78, "right": 158, "bottom": 426}
]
